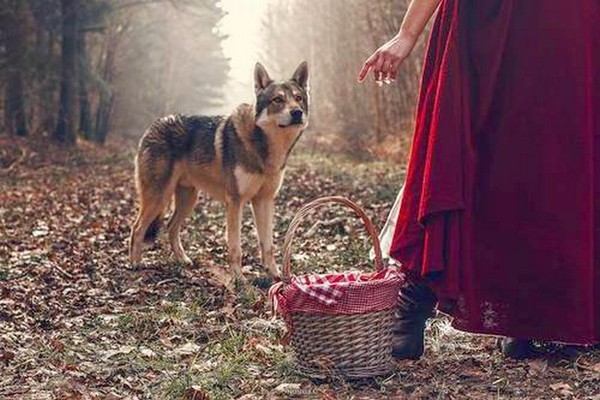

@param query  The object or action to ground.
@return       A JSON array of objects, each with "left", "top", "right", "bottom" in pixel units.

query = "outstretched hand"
[{"left": 357, "top": 33, "right": 417, "bottom": 84}]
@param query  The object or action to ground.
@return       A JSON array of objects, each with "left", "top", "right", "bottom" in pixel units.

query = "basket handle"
[{"left": 282, "top": 196, "right": 384, "bottom": 283}]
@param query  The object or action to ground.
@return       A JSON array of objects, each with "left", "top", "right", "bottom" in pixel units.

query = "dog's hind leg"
[
  {"left": 226, "top": 199, "right": 244, "bottom": 278},
  {"left": 129, "top": 193, "right": 165, "bottom": 265},
  {"left": 167, "top": 185, "right": 198, "bottom": 265},
  {"left": 251, "top": 196, "right": 279, "bottom": 278},
  {"left": 129, "top": 176, "right": 179, "bottom": 265}
]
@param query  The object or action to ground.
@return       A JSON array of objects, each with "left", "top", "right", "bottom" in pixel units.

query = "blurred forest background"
[{"left": 0, "top": 0, "right": 427, "bottom": 160}]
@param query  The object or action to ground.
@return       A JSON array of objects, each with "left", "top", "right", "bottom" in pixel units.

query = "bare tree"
[
  {"left": 2, "top": 0, "right": 28, "bottom": 136},
  {"left": 53, "top": 0, "right": 78, "bottom": 144}
]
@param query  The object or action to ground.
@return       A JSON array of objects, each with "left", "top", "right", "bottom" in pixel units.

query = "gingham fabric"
[{"left": 269, "top": 266, "right": 404, "bottom": 317}]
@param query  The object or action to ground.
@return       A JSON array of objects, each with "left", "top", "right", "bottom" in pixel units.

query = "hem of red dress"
[{"left": 449, "top": 319, "right": 599, "bottom": 346}]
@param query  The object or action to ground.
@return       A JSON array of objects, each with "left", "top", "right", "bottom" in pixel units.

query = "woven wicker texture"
[
  {"left": 279, "top": 196, "right": 400, "bottom": 379},
  {"left": 290, "top": 309, "right": 396, "bottom": 378}
]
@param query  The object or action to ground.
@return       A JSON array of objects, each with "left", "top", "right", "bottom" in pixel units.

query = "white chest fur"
[{"left": 233, "top": 166, "right": 284, "bottom": 201}]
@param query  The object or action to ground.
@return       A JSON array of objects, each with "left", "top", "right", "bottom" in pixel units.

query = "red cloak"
[{"left": 390, "top": 0, "right": 600, "bottom": 344}]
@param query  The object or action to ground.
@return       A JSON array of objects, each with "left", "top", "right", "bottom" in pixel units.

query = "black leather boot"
[
  {"left": 392, "top": 277, "right": 437, "bottom": 360},
  {"left": 498, "top": 337, "right": 534, "bottom": 359}
]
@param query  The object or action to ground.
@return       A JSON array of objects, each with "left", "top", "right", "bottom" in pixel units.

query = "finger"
[
  {"left": 357, "top": 52, "right": 379, "bottom": 82},
  {"left": 372, "top": 54, "right": 385, "bottom": 74},
  {"left": 372, "top": 55, "right": 385, "bottom": 81},
  {"left": 357, "top": 63, "right": 372, "bottom": 83},
  {"left": 389, "top": 58, "right": 403, "bottom": 81},
  {"left": 381, "top": 58, "right": 392, "bottom": 81}
]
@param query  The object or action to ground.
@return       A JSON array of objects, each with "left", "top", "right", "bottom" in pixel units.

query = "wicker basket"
[{"left": 271, "top": 196, "right": 404, "bottom": 379}]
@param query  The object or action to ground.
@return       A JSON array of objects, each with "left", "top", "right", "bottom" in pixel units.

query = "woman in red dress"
[{"left": 359, "top": 0, "right": 600, "bottom": 358}]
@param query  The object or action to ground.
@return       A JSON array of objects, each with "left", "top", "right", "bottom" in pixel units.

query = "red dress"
[{"left": 390, "top": 0, "right": 600, "bottom": 344}]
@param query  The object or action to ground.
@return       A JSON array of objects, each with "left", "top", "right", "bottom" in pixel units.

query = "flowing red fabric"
[{"left": 390, "top": 0, "right": 600, "bottom": 344}]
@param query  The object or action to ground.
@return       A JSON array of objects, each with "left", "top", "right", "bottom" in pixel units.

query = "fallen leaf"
[
  {"left": 50, "top": 338, "right": 66, "bottom": 352},
  {"left": 527, "top": 359, "right": 547, "bottom": 376},
  {"left": 237, "top": 395, "right": 260, "bottom": 400},
  {"left": 120, "top": 288, "right": 140, "bottom": 297},
  {"left": 549, "top": 382, "right": 572, "bottom": 392},
  {"left": 255, "top": 343, "right": 272, "bottom": 357},
  {"left": 139, "top": 347, "right": 156, "bottom": 358},
  {"left": 175, "top": 342, "right": 201, "bottom": 356},
  {"left": 103, "top": 345, "right": 135, "bottom": 360},
  {"left": 319, "top": 388, "right": 338, "bottom": 400},
  {"left": 221, "top": 302, "right": 236, "bottom": 318},
  {"left": 273, "top": 383, "right": 302, "bottom": 395},
  {"left": 1, "top": 351, "right": 15, "bottom": 365},
  {"left": 118, "top": 345, "right": 135, "bottom": 354},
  {"left": 205, "top": 263, "right": 235, "bottom": 292},
  {"left": 184, "top": 385, "right": 209, "bottom": 400},
  {"left": 63, "top": 364, "right": 78, "bottom": 371},
  {"left": 251, "top": 297, "right": 265, "bottom": 312}
]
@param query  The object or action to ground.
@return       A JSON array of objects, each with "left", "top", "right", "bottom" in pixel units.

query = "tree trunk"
[
  {"left": 53, "top": 0, "right": 78, "bottom": 144},
  {"left": 94, "top": 26, "right": 118, "bottom": 144},
  {"left": 41, "top": 30, "right": 57, "bottom": 135},
  {"left": 3, "top": 0, "right": 28, "bottom": 136},
  {"left": 77, "top": 30, "right": 93, "bottom": 140}
]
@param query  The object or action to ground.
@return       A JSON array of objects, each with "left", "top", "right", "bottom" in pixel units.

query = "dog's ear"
[
  {"left": 254, "top": 62, "right": 272, "bottom": 94},
  {"left": 291, "top": 61, "right": 309, "bottom": 90}
]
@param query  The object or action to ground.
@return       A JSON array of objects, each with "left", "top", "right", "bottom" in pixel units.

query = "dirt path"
[{"left": 1, "top": 141, "right": 598, "bottom": 399}]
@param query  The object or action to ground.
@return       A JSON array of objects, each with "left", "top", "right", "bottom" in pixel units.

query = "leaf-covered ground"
[{"left": 1, "top": 138, "right": 599, "bottom": 400}]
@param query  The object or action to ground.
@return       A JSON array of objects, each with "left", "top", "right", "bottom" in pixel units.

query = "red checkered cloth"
[{"left": 269, "top": 265, "right": 404, "bottom": 318}]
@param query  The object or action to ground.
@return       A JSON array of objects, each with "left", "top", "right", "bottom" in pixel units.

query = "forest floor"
[{"left": 0, "top": 137, "right": 599, "bottom": 400}]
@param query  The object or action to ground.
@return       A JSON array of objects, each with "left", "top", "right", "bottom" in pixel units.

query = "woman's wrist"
[{"left": 396, "top": 28, "right": 419, "bottom": 46}]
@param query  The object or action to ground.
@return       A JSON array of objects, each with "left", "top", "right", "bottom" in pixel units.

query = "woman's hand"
[
  {"left": 358, "top": 0, "right": 441, "bottom": 84},
  {"left": 358, "top": 32, "right": 418, "bottom": 84}
]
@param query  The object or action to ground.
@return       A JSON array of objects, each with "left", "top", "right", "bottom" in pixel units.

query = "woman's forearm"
[{"left": 398, "top": 0, "right": 442, "bottom": 42}]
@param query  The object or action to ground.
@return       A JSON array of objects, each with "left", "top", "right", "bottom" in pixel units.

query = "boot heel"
[{"left": 392, "top": 277, "right": 437, "bottom": 360}]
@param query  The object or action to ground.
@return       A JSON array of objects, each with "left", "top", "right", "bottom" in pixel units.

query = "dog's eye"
[
  {"left": 273, "top": 97, "right": 284, "bottom": 104},
  {"left": 294, "top": 95, "right": 303, "bottom": 102}
]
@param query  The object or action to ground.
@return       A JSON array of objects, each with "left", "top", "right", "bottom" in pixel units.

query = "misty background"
[{"left": 1, "top": 0, "right": 428, "bottom": 161}]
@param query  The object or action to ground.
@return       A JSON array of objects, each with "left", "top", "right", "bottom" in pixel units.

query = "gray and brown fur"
[{"left": 129, "top": 62, "right": 309, "bottom": 277}]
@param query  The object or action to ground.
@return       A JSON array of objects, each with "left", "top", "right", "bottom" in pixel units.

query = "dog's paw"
[
  {"left": 175, "top": 255, "right": 193, "bottom": 266},
  {"left": 250, "top": 276, "right": 273, "bottom": 289},
  {"left": 129, "top": 258, "right": 143, "bottom": 270},
  {"left": 265, "top": 265, "right": 281, "bottom": 281}
]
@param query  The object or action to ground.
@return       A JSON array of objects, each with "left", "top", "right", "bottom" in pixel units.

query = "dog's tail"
[{"left": 143, "top": 212, "right": 164, "bottom": 244}]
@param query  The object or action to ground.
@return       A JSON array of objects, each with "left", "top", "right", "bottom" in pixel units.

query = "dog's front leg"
[
  {"left": 251, "top": 196, "right": 279, "bottom": 278},
  {"left": 226, "top": 199, "right": 244, "bottom": 278}
]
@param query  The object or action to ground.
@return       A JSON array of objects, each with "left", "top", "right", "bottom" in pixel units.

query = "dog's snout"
[{"left": 290, "top": 109, "right": 303, "bottom": 124}]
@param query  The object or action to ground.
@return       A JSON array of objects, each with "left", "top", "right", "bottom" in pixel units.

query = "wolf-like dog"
[{"left": 129, "top": 62, "right": 309, "bottom": 278}]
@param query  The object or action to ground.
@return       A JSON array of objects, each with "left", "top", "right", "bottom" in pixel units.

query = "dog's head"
[{"left": 254, "top": 62, "right": 309, "bottom": 130}]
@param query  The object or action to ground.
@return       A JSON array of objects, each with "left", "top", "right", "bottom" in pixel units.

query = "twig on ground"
[
  {"left": 305, "top": 217, "right": 345, "bottom": 237},
  {"left": 574, "top": 355, "right": 597, "bottom": 372},
  {"left": 157, "top": 278, "right": 178, "bottom": 286},
  {"left": 54, "top": 264, "right": 74, "bottom": 279}
]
